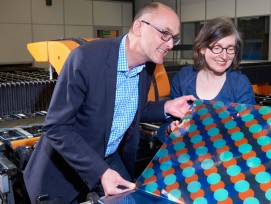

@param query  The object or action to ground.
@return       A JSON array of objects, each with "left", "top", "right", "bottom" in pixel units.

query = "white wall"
[
  {"left": 0, "top": 0, "right": 133, "bottom": 65},
  {"left": 180, "top": 0, "right": 271, "bottom": 22},
  {"left": 0, "top": 0, "right": 32, "bottom": 64},
  {"left": 236, "top": 0, "right": 270, "bottom": 17},
  {"left": 180, "top": 0, "right": 205, "bottom": 22},
  {"left": 1, "top": 0, "right": 271, "bottom": 65},
  {"left": 206, "top": 0, "right": 235, "bottom": 19}
]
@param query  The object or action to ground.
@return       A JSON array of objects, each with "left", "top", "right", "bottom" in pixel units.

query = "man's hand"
[
  {"left": 101, "top": 168, "right": 135, "bottom": 196},
  {"left": 164, "top": 95, "right": 196, "bottom": 118}
]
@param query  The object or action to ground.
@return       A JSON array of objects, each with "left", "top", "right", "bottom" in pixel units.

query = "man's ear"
[{"left": 132, "top": 20, "right": 142, "bottom": 37}]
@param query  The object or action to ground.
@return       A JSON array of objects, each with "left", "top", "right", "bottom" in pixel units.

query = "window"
[
  {"left": 180, "top": 16, "right": 270, "bottom": 62},
  {"left": 238, "top": 16, "right": 269, "bottom": 60},
  {"left": 181, "top": 21, "right": 204, "bottom": 59}
]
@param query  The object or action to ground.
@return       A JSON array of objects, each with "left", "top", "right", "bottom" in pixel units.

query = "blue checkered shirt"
[{"left": 105, "top": 35, "right": 144, "bottom": 157}]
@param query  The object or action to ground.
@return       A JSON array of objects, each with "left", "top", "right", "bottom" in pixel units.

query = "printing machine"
[
  {"left": 0, "top": 38, "right": 99, "bottom": 203},
  {"left": 0, "top": 64, "right": 54, "bottom": 203}
]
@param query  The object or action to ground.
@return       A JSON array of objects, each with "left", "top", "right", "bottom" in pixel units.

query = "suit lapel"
[{"left": 104, "top": 41, "right": 119, "bottom": 148}]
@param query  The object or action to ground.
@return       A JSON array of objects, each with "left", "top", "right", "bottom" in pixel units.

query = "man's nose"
[{"left": 166, "top": 38, "right": 174, "bottom": 49}]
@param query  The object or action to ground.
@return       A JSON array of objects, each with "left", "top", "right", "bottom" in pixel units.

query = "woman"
[{"left": 158, "top": 16, "right": 256, "bottom": 142}]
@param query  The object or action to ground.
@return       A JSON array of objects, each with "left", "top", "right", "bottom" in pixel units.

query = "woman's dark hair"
[{"left": 193, "top": 16, "right": 242, "bottom": 70}]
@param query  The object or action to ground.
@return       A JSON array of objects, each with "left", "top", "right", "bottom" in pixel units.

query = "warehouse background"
[{"left": 1, "top": 0, "right": 271, "bottom": 68}]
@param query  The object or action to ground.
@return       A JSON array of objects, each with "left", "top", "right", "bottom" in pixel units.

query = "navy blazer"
[{"left": 24, "top": 36, "right": 167, "bottom": 203}]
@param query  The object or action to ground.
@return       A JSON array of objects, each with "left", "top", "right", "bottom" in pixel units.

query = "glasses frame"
[
  {"left": 207, "top": 45, "right": 236, "bottom": 55},
  {"left": 141, "top": 20, "right": 181, "bottom": 45}
]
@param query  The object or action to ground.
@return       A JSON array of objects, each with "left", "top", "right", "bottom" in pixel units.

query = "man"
[{"left": 24, "top": 2, "right": 195, "bottom": 203}]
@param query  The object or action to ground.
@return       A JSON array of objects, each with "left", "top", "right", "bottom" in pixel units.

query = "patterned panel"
[{"left": 136, "top": 99, "right": 271, "bottom": 204}]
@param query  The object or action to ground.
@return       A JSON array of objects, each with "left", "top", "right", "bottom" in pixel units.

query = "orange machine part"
[
  {"left": 27, "top": 41, "right": 49, "bottom": 62},
  {"left": 27, "top": 38, "right": 97, "bottom": 74},
  {"left": 148, "top": 64, "right": 170, "bottom": 101},
  {"left": 252, "top": 84, "right": 271, "bottom": 96},
  {"left": 10, "top": 137, "right": 40, "bottom": 150}
]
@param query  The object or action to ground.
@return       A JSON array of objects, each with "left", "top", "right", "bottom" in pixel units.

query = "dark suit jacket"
[{"left": 23, "top": 36, "right": 167, "bottom": 203}]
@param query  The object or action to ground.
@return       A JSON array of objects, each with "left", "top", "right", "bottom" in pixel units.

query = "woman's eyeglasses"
[{"left": 208, "top": 45, "right": 236, "bottom": 54}]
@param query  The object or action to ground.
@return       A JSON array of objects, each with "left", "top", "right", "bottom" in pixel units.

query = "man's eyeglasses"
[
  {"left": 141, "top": 20, "right": 181, "bottom": 45},
  {"left": 208, "top": 45, "right": 236, "bottom": 55}
]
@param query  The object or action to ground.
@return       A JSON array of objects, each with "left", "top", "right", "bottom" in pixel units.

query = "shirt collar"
[{"left": 118, "top": 35, "right": 145, "bottom": 74}]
